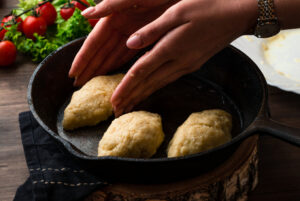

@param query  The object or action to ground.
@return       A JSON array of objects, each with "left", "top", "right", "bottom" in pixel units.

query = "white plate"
[{"left": 231, "top": 29, "right": 300, "bottom": 94}]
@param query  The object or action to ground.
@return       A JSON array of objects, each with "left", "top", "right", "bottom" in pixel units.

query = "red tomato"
[
  {"left": 71, "top": 0, "right": 90, "bottom": 11},
  {"left": 0, "top": 28, "right": 7, "bottom": 40},
  {"left": 22, "top": 16, "right": 47, "bottom": 40},
  {"left": 36, "top": 2, "right": 57, "bottom": 25},
  {"left": 60, "top": 6, "right": 75, "bottom": 20},
  {"left": 88, "top": 19, "right": 99, "bottom": 28},
  {"left": 0, "top": 41, "right": 17, "bottom": 66},
  {"left": 1, "top": 15, "right": 23, "bottom": 32}
]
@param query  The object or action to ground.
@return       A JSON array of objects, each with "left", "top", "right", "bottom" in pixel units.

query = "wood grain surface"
[{"left": 0, "top": 1, "right": 299, "bottom": 201}]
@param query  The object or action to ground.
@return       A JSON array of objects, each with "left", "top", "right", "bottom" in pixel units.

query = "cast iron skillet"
[{"left": 28, "top": 37, "right": 300, "bottom": 183}]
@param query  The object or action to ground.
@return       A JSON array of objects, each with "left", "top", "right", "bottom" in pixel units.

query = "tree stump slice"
[{"left": 85, "top": 135, "right": 259, "bottom": 201}]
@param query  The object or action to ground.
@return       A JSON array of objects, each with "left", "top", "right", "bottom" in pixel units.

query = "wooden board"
[{"left": 85, "top": 135, "right": 259, "bottom": 201}]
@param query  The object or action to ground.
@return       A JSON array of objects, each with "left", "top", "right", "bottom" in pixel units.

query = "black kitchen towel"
[{"left": 14, "top": 111, "right": 108, "bottom": 201}]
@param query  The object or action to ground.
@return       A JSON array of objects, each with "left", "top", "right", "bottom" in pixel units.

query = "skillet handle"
[{"left": 254, "top": 118, "right": 300, "bottom": 147}]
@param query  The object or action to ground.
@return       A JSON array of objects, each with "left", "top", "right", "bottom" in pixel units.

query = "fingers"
[
  {"left": 74, "top": 31, "right": 122, "bottom": 86},
  {"left": 114, "top": 60, "right": 177, "bottom": 117},
  {"left": 82, "top": 0, "right": 140, "bottom": 18},
  {"left": 82, "top": 0, "right": 172, "bottom": 19},
  {"left": 114, "top": 60, "right": 200, "bottom": 117},
  {"left": 112, "top": 21, "right": 188, "bottom": 111},
  {"left": 93, "top": 38, "right": 138, "bottom": 76},
  {"left": 118, "top": 18, "right": 187, "bottom": 91},
  {"left": 93, "top": 42, "right": 128, "bottom": 75},
  {"left": 110, "top": 43, "right": 170, "bottom": 109},
  {"left": 114, "top": 49, "right": 140, "bottom": 71},
  {"left": 69, "top": 17, "right": 112, "bottom": 78},
  {"left": 112, "top": 22, "right": 199, "bottom": 116},
  {"left": 126, "top": 7, "right": 187, "bottom": 49}
]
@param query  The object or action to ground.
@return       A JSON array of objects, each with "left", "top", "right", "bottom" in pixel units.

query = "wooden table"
[{"left": 0, "top": 1, "right": 299, "bottom": 200}]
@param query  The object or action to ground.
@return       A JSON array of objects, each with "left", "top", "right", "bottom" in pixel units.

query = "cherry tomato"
[
  {"left": 0, "top": 15, "right": 23, "bottom": 40},
  {"left": 1, "top": 15, "right": 23, "bottom": 32},
  {"left": 88, "top": 19, "right": 99, "bottom": 28},
  {"left": 22, "top": 16, "right": 47, "bottom": 40},
  {"left": 0, "top": 41, "right": 17, "bottom": 66},
  {"left": 71, "top": 0, "right": 90, "bottom": 11},
  {"left": 60, "top": 5, "right": 75, "bottom": 20},
  {"left": 0, "top": 28, "right": 7, "bottom": 40},
  {"left": 36, "top": 2, "right": 57, "bottom": 25}
]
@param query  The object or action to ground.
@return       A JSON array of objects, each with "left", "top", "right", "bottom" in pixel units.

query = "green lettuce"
[
  {"left": 17, "top": 0, "right": 42, "bottom": 18},
  {"left": 5, "top": 24, "right": 61, "bottom": 62},
  {"left": 18, "top": 0, "right": 42, "bottom": 10},
  {"left": 5, "top": 6, "right": 93, "bottom": 62},
  {"left": 56, "top": 8, "right": 91, "bottom": 42},
  {"left": 86, "top": 0, "right": 96, "bottom": 6}
]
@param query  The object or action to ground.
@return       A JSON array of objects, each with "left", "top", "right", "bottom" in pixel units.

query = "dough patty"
[
  {"left": 63, "top": 74, "right": 124, "bottom": 130},
  {"left": 98, "top": 111, "right": 164, "bottom": 158},
  {"left": 167, "top": 109, "right": 232, "bottom": 157}
]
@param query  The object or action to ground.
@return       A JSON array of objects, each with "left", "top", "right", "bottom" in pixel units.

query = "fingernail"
[
  {"left": 81, "top": 6, "right": 95, "bottom": 16},
  {"left": 126, "top": 35, "right": 142, "bottom": 48}
]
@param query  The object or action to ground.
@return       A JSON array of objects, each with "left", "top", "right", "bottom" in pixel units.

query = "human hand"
[
  {"left": 69, "top": 0, "right": 178, "bottom": 86},
  {"left": 105, "top": 0, "right": 258, "bottom": 116}
]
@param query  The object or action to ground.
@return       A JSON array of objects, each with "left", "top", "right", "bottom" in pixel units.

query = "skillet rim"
[{"left": 27, "top": 37, "right": 268, "bottom": 163}]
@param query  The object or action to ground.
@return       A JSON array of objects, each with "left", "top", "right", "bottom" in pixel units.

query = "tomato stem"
[
  {"left": 62, "top": 1, "right": 75, "bottom": 9},
  {"left": 1, "top": 17, "right": 19, "bottom": 30},
  {"left": 76, "top": 0, "right": 89, "bottom": 8},
  {"left": 15, "top": 8, "right": 34, "bottom": 18},
  {"left": 14, "top": 0, "right": 52, "bottom": 18},
  {"left": 4, "top": 11, "right": 13, "bottom": 18},
  {"left": 1, "top": 0, "right": 54, "bottom": 29}
]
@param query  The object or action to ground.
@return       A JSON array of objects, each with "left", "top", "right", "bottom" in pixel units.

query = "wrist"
[
  {"left": 274, "top": 0, "right": 300, "bottom": 29},
  {"left": 235, "top": 0, "right": 259, "bottom": 35}
]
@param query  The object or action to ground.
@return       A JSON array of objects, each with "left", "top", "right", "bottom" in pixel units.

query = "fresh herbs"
[
  {"left": 5, "top": 24, "right": 59, "bottom": 61},
  {"left": 56, "top": 8, "right": 91, "bottom": 42},
  {"left": 2, "top": 0, "right": 95, "bottom": 62}
]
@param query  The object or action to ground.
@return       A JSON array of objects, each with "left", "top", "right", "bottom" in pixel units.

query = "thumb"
[{"left": 126, "top": 7, "right": 186, "bottom": 49}]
